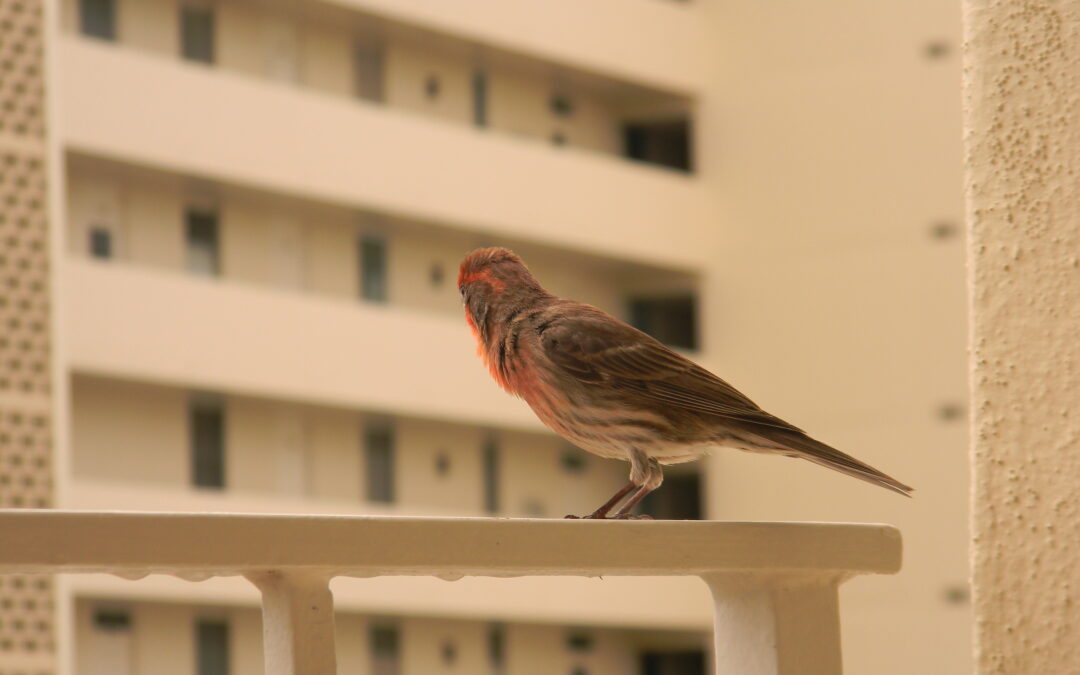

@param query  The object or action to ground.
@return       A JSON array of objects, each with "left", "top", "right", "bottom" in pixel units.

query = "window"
[
  {"left": 365, "top": 424, "right": 395, "bottom": 503},
  {"left": 639, "top": 472, "right": 702, "bottom": 520},
  {"left": 628, "top": 294, "right": 698, "bottom": 351},
  {"left": 566, "top": 631, "right": 594, "bottom": 653},
  {"left": 482, "top": 438, "right": 499, "bottom": 514},
  {"left": 472, "top": 70, "right": 488, "bottom": 127},
  {"left": 641, "top": 650, "right": 707, "bottom": 675},
  {"left": 89, "top": 227, "right": 113, "bottom": 260},
  {"left": 92, "top": 607, "right": 134, "bottom": 673},
  {"left": 560, "top": 447, "right": 587, "bottom": 474},
  {"left": 623, "top": 119, "right": 692, "bottom": 172},
  {"left": 79, "top": 0, "right": 116, "bottom": 40},
  {"left": 196, "top": 619, "right": 229, "bottom": 675},
  {"left": 190, "top": 397, "right": 225, "bottom": 489},
  {"left": 487, "top": 624, "right": 505, "bottom": 675},
  {"left": 359, "top": 235, "right": 387, "bottom": 302},
  {"left": 424, "top": 75, "right": 441, "bottom": 100},
  {"left": 370, "top": 624, "right": 400, "bottom": 675},
  {"left": 185, "top": 207, "right": 220, "bottom": 276},
  {"left": 550, "top": 95, "right": 574, "bottom": 117},
  {"left": 354, "top": 43, "right": 384, "bottom": 102},
  {"left": 440, "top": 641, "right": 457, "bottom": 666},
  {"left": 180, "top": 5, "right": 215, "bottom": 64},
  {"left": 93, "top": 609, "right": 131, "bottom": 632}
]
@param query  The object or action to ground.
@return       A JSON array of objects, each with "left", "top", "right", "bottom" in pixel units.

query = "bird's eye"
[{"left": 458, "top": 284, "right": 466, "bottom": 296}]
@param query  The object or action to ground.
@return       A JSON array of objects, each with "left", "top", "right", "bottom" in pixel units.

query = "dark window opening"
[
  {"left": 487, "top": 624, "right": 505, "bottom": 674},
  {"left": 359, "top": 235, "right": 388, "bottom": 302},
  {"left": 89, "top": 227, "right": 112, "bottom": 259},
  {"left": 354, "top": 43, "right": 384, "bottom": 102},
  {"left": 560, "top": 447, "right": 587, "bottom": 474},
  {"left": 440, "top": 641, "right": 457, "bottom": 666},
  {"left": 180, "top": 5, "right": 215, "bottom": 64},
  {"left": 190, "top": 397, "right": 225, "bottom": 489},
  {"left": 641, "top": 650, "right": 707, "bottom": 675},
  {"left": 185, "top": 207, "right": 220, "bottom": 276},
  {"left": 639, "top": 472, "right": 702, "bottom": 520},
  {"left": 79, "top": 0, "right": 116, "bottom": 41},
  {"left": 566, "top": 631, "right": 594, "bottom": 653},
  {"left": 370, "top": 624, "right": 401, "bottom": 675},
  {"left": 93, "top": 609, "right": 131, "bottom": 632},
  {"left": 482, "top": 438, "right": 499, "bottom": 513},
  {"left": 365, "top": 424, "right": 395, "bottom": 503},
  {"left": 434, "top": 452, "right": 451, "bottom": 477},
  {"left": 196, "top": 619, "right": 229, "bottom": 675},
  {"left": 550, "top": 95, "right": 574, "bottom": 117},
  {"left": 628, "top": 294, "right": 698, "bottom": 351},
  {"left": 429, "top": 263, "right": 444, "bottom": 287},
  {"left": 472, "top": 70, "right": 488, "bottom": 127},
  {"left": 424, "top": 75, "right": 441, "bottom": 100},
  {"left": 623, "top": 119, "right": 692, "bottom": 172}
]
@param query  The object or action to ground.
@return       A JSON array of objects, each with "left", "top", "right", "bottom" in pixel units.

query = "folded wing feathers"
[{"left": 543, "top": 311, "right": 913, "bottom": 496}]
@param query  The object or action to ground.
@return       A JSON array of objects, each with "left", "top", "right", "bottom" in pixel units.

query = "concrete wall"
[
  {"left": 65, "top": 160, "right": 692, "bottom": 321},
  {"left": 60, "top": 0, "right": 644, "bottom": 159},
  {"left": 59, "top": 38, "right": 709, "bottom": 271},
  {"left": 70, "top": 376, "right": 627, "bottom": 517},
  {"left": 74, "top": 600, "right": 263, "bottom": 675},
  {"left": 963, "top": 1, "right": 1080, "bottom": 673},
  {"left": 700, "top": 2, "right": 970, "bottom": 674},
  {"left": 75, "top": 598, "right": 699, "bottom": 675}
]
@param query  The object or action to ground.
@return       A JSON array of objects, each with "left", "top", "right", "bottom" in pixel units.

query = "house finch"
[{"left": 459, "top": 247, "right": 913, "bottom": 519}]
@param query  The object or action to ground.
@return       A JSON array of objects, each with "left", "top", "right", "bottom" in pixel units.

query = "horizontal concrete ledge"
[{"left": 0, "top": 510, "right": 901, "bottom": 578}]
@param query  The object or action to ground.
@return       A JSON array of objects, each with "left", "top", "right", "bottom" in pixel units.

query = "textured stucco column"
[{"left": 963, "top": 1, "right": 1080, "bottom": 673}]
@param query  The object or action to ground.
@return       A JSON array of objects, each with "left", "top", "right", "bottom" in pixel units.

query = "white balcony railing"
[{"left": 0, "top": 510, "right": 901, "bottom": 675}]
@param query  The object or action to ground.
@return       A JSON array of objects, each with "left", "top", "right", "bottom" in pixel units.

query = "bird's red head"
[
  {"left": 458, "top": 247, "right": 546, "bottom": 348},
  {"left": 457, "top": 247, "right": 521, "bottom": 294}
]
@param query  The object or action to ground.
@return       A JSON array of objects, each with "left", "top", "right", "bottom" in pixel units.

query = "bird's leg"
[
  {"left": 564, "top": 480, "right": 636, "bottom": 519},
  {"left": 566, "top": 451, "right": 660, "bottom": 520},
  {"left": 611, "top": 484, "right": 656, "bottom": 519},
  {"left": 612, "top": 457, "right": 663, "bottom": 519}
]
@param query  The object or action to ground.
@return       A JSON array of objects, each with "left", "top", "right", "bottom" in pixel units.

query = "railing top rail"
[{"left": 0, "top": 510, "right": 901, "bottom": 579}]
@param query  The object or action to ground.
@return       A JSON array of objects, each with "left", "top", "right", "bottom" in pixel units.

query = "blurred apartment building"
[
  {"left": 54, "top": 0, "right": 712, "bottom": 673},
  {"left": 0, "top": 0, "right": 969, "bottom": 673}
]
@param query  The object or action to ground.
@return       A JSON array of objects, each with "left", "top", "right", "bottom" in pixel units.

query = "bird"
[{"left": 458, "top": 247, "right": 913, "bottom": 519}]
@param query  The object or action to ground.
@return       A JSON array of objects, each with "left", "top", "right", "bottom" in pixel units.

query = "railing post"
[
  {"left": 247, "top": 571, "right": 337, "bottom": 675},
  {"left": 702, "top": 574, "right": 843, "bottom": 675}
]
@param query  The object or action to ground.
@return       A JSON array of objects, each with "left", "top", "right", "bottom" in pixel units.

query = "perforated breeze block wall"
[{"left": 0, "top": 0, "right": 56, "bottom": 674}]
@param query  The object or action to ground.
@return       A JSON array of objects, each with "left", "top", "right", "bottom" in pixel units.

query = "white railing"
[{"left": 0, "top": 511, "right": 901, "bottom": 675}]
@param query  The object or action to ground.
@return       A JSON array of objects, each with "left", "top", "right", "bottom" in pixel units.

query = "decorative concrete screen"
[{"left": 0, "top": 0, "right": 56, "bottom": 673}]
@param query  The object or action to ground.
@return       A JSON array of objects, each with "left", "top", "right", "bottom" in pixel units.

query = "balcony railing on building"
[{"left": 0, "top": 510, "right": 901, "bottom": 675}]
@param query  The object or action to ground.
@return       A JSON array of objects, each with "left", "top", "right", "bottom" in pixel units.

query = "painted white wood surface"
[{"left": 0, "top": 511, "right": 902, "bottom": 675}]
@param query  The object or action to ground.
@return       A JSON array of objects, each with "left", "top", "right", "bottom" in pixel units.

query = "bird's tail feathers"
[{"left": 776, "top": 432, "right": 914, "bottom": 497}]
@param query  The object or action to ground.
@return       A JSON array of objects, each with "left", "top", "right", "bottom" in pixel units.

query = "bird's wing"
[{"left": 540, "top": 310, "right": 803, "bottom": 432}]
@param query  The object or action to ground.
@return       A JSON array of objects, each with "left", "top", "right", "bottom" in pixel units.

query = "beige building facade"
[{"left": 0, "top": 0, "right": 975, "bottom": 673}]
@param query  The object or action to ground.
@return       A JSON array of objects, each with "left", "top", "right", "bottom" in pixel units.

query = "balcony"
[
  {"left": 320, "top": 0, "right": 707, "bottom": 95},
  {"left": 0, "top": 510, "right": 902, "bottom": 674},
  {"left": 62, "top": 259, "right": 540, "bottom": 431},
  {"left": 58, "top": 38, "right": 713, "bottom": 270}
]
